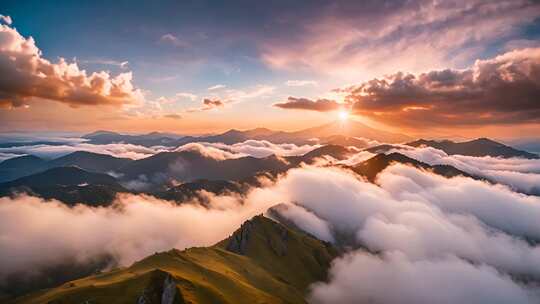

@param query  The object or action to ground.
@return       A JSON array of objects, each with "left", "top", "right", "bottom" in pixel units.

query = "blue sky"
[{"left": 1, "top": 1, "right": 540, "bottom": 137}]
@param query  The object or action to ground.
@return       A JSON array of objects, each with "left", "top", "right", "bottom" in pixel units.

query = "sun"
[{"left": 338, "top": 110, "right": 349, "bottom": 121}]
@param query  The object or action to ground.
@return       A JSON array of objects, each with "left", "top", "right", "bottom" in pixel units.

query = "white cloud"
[
  {"left": 385, "top": 145, "right": 540, "bottom": 194},
  {"left": 285, "top": 80, "right": 317, "bottom": 87},
  {"left": 310, "top": 251, "right": 537, "bottom": 304},
  {"left": 208, "top": 84, "right": 226, "bottom": 91}
]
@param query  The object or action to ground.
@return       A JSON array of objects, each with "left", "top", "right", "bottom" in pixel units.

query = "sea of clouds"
[{"left": 2, "top": 138, "right": 540, "bottom": 302}]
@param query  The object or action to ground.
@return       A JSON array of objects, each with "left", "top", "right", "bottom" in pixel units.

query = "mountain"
[
  {"left": 299, "top": 144, "right": 351, "bottom": 161},
  {"left": 11, "top": 216, "right": 337, "bottom": 304},
  {"left": 47, "top": 151, "right": 133, "bottom": 173},
  {"left": 0, "top": 155, "right": 47, "bottom": 182},
  {"left": 0, "top": 166, "right": 127, "bottom": 206},
  {"left": 320, "top": 134, "right": 373, "bottom": 148},
  {"left": 351, "top": 152, "right": 475, "bottom": 182},
  {"left": 118, "top": 151, "right": 291, "bottom": 190},
  {"left": 291, "top": 120, "right": 411, "bottom": 143},
  {"left": 83, "top": 120, "right": 409, "bottom": 148},
  {"left": 408, "top": 138, "right": 539, "bottom": 159},
  {"left": 155, "top": 179, "right": 246, "bottom": 204},
  {"left": 83, "top": 131, "right": 184, "bottom": 146},
  {"left": 118, "top": 145, "right": 353, "bottom": 191},
  {"left": 0, "top": 151, "right": 133, "bottom": 183}
]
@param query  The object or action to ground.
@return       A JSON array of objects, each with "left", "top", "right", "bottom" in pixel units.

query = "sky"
[{"left": 0, "top": 0, "right": 540, "bottom": 138}]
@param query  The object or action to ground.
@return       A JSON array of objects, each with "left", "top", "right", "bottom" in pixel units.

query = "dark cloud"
[
  {"left": 343, "top": 48, "right": 540, "bottom": 126},
  {"left": 185, "top": 98, "right": 226, "bottom": 112},
  {"left": 273, "top": 97, "right": 342, "bottom": 112},
  {"left": 163, "top": 113, "right": 182, "bottom": 119},
  {"left": 0, "top": 22, "right": 143, "bottom": 108},
  {"left": 203, "top": 98, "right": 224, "bottom": 108}
]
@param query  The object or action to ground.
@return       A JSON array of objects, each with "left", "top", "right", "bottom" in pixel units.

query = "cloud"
[
  {"left": 173, "top": 140, "right": 320, "bottom": 160},
  {"left": 174, "top": 142, "right": 242, "bottom": 160},
  {"left": 203, "top": 98, "right": 224, "bottom": 108},
  {"left": 0, "top": 15, "right": 12, "bottom": 25},
  {"left": 0, "top": 138, "right": 320, "bottom": 163},
  {"left": 273, "top": 97, "right": 342, "bottom": 112},
  {"left": 269, "top": 203, "right": 334, "bottom": 243},
  {"left": 343, "top": 47, "right": 540, "bottom": 127},
  {"left": 208, "top": 84, "right": 226, "bottom": 91},
  {"left": 255, "top": 164, "right": 540, "bottom": 302},
  {"left": 309, "top": 251, "right": 537, "bottom": 304},
  {"left": 285, "top": 80, "right": 317, "bottom": 87},
  {"left": 81, "top": 59, "right": 129, "bottom": 69},
  {"left": 3, "top": 150, "right": 540, "bottom": 303},
  {"left": 203, "top": 140, "right": 320, "bottom": 158},
  {"left": 163, "top": 113, "right": 182, "bottom": 119},
  {"left": 159, "top": 33, "right": 190, "bottom": 48},
  {"left": 259, "top": 1, "right": 540, "bottom": 80},
  {"left": 0, "top": 142, "right": 166, "bottom": 160},
  {"left": 0, "top": 22, "right": 144, "bottom": 108},
  {"left": 0, "top": 192, "right": 276, "bottom": 280},
  {"left": 185, "top": 98, "right": 225, "bottom": 112},
  {"left": 384, "top": 144, "right": 540, "bottom": 194}
]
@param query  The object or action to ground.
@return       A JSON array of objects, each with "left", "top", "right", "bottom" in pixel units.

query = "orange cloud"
[
  {"left": 0, "top": 22, "right": 143, "bottom": 108},
  {"left": 345, "top": 48, "right": 540, "bottom": 127},
  {"left": 273, "top": 97, "right": 342, "bottom": 112}
]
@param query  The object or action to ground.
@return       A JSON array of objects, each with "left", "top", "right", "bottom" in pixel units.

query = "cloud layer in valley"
[
  {"left": 3, "top": 161, "right": 540, "bottom": 304},
  {"left": 383, "top": 144, "right": 540, "bottom": 195}
]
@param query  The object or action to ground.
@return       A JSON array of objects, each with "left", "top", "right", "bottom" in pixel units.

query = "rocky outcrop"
[
  {"left": 161, "top": 274, "right": 178, "bottom": 304},
  {"left": 136, "top": 270, "right": 182, "bottom": 304},
  {"left": 226, "top": 219, "right": 253, "bottom": 254}
]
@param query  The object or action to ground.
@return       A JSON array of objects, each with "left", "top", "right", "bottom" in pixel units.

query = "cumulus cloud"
[
  {"left": 259, "top": 164, "right": 540, "bottom": 302},
  {"left": 0, "top": 22, "right": 144, "bottom": 108},
  {"left": 310, "top": 251, "right": 538, "bottom": 304},
  {"left": 343, "top": 47, "right": 540, "bottom": 127},
  {"left": 273, "top": 97, "right": 342, "bottom": 112}
]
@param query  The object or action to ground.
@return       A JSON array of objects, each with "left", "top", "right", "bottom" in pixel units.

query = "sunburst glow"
[{"left": 338, "top": 110, "right": 349, "bottom": 121}]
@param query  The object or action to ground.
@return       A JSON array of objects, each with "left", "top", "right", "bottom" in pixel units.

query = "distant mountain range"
[
  {"left": 83, "top": 120, "right": 411, "bottom": 147},
  {"left": 0, "top": 145, "right": 354, "bottom": 205},
  {"left": 408, "top": 138, "right": 539, "bottom": 158},
  {"left": 0, "top": 135, "right": 537, "bottom": 206},
  {"left": 9, "top": 216, "right": 337, "bottom": 304},
  {"left": 367, "top": 138, "right": 539, "bottom": 159}
]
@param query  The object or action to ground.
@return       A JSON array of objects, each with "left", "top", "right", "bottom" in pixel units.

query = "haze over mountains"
[
  {"left": 83, "top": 120, "right": 410, "bottom": 147},
  {"left": 1, "top": 124, "right": 540, "bottom": 303}
]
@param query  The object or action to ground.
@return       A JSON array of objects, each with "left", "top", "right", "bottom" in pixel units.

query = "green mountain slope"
[{"left": 12, "top": 216, "right": 337, "bottom": 304}]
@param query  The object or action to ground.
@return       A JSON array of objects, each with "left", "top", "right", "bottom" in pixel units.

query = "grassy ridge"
[{"left": 12, "top": 216, "right": 337, "bottom": 304}]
